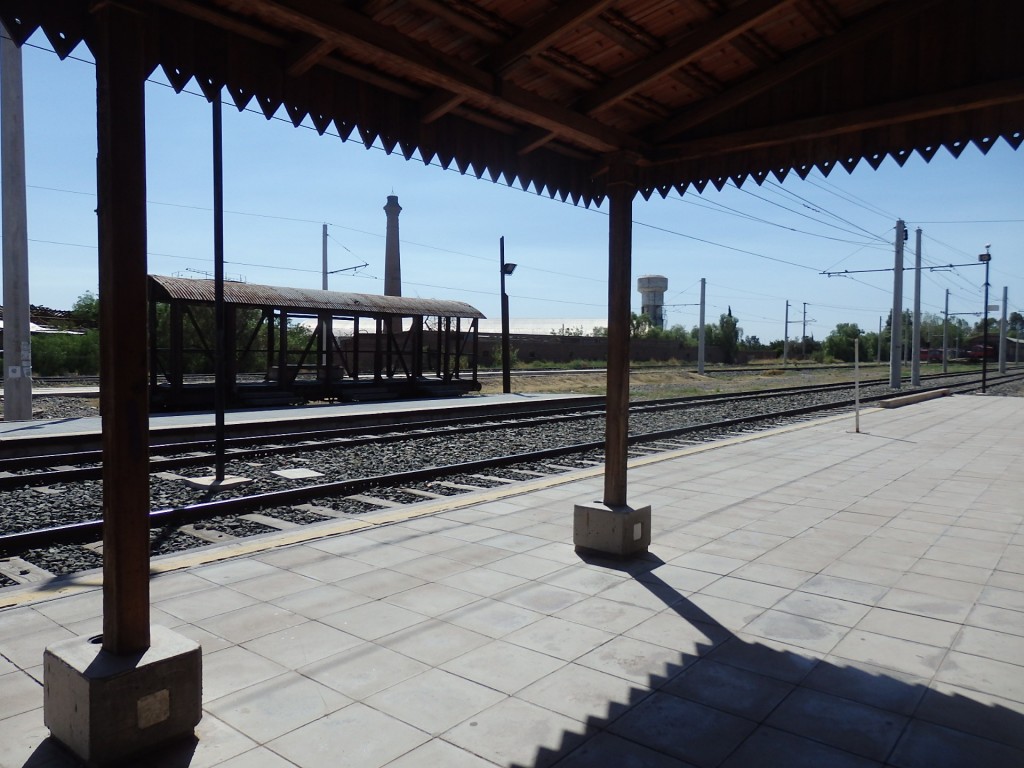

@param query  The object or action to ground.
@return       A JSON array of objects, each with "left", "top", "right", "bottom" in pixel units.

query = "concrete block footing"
[
  {"left": 573, "top": 500, "right": 651, "bottom": 558},
  {"left": 44, "top": 625, "right": 202, "bottom": 767}
]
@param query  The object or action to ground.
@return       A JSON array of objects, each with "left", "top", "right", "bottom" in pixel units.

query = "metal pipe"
[{"left": 212, "top": 93, "right": 226, "bottom": 481}]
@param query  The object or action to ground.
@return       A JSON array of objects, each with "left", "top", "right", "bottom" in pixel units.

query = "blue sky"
[{"left": 13, "top": 32, "right": 1024, "bottom": 344}]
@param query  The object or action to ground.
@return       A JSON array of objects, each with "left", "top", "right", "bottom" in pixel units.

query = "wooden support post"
[
  {"left": 95, "top": 2, "right": 151, "bottom": 654},
  {"left": 574, "top": 153, "right": 650, "bottom": 558},
  {"left": 603, "top": 154, "right": 637, "bottom": 508}
]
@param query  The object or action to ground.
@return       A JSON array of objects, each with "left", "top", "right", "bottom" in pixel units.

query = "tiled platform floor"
[{"left": 1, "top": 394, "right": 1022, "bottom": 767}]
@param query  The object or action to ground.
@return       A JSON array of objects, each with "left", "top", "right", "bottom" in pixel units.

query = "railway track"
[{"left": 1, "top": 369, "right": 1022, "bottom": 585}]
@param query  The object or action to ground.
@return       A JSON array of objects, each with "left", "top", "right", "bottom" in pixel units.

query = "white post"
[
  {"left": 999, "top": 286, "right": 1008, "bottom": 374},
  {"left": 1, "top": 30, "right": 32, "bottom": 421},
  {"left": 889, "top": 220, "right": 905, "bottom": 389},
  {"left": 911, "top": 228, "right": 922, "bottom": 386},
  {"left": 697, "top": 277, "right": 706, "bottom": 374},
  {"left": 854, "top": 337, "right": 860, "bottom": 434}
]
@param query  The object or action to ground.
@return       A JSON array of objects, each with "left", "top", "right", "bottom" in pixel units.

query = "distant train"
[{"left": 148, "top": 275, "right": 484, "bottom": 410}]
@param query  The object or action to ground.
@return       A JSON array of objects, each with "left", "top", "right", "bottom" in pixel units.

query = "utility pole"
[
  {"left": 801, "top": 302, "right": 807, "bottom": 358},
  {"left": 1, "top": 31, "right": 32, "bottom": 421},
  {"left": 499, "top": 236, "right": 516, "bottom": 394},
  {"left": 911, "top": 228, "right": 922, "bottom": 386},
  {"left": 889, "top": 220, "right": 905, "bottom": 389},
  {"left": 877, "top": 316, "right": 882, "bottom": 364},
  {"left": 322, "top": 223, "right": 330, "bottom": 370},
  {"left": 999, "top": 286, "right": 1008, "bottom": 374},
  {"left": 322, "top": 224, "right": 328, "bottom": 290},
  {"left": 697, "top": 277, "right": 706, "bottom": 374},
  {"left": 942, "top": 289, "right": 949, "bottom": 374},
  {"left": 980, "top": 246, "right": 991, "bottom": 393},
  {"left": 783, "top": 300, "right": 789, "bottom": 365}
]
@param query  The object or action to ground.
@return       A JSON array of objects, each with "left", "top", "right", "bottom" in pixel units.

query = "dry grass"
[{"left": 477, "top": 365, "right": 895, "bottom": 399}]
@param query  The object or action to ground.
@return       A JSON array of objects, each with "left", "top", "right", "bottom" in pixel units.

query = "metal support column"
[
  {"left": 999, "top": 286, "right": 1008, "bottom": 374},
  {"left": 889, "top": 220, "right": 905, "bottom": 389},
  {"left": 912, "top": 227, "right": 922, "bottom": 386},
  {"left": 95, "top": 4, "right": 151, "bottom": 654},
  {"left": 783, "top": 301, "right": 789, "bottom": 365},
  {"left": 697, "top": 278, "right": 705, "bottom": 374},
  {"left": 943, "top": 289, "right": 949, "bottom": 374}
]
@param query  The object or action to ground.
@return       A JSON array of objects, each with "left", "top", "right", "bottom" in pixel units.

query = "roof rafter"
[
  {"left": 213, "top": 0, "right": 642, "bottom": 153},
  {"left": 652, "top": 77, "right": 1024, "bottom": 164},
  {"left": 488, "top": 0, "right": 617, "bottom": 76},
  {"left": 649, "top": 0, "right": 944, "bottom": 142},
  {"left": 578, "top": 0, "right": 799, "bottom": 115}
]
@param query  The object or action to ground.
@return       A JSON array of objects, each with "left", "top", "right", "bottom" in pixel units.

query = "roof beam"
[
  {"left": 420, "top": 89, "right": 466, "bottom": 123},
  {"left": 404, "top": 0, "right": 506, "bottom": 45},
  {"left": 214, "top": 0, "right": 641, "bottom": 153},
  {"left": 649, "top": 0, "right": 943, "bottom": 142},
  {"left": 489, "top": 0, "right": 616, "bottom": 75},
  {"left": 578, "top": 0, "right": 798, "bottom": 114},
  {"left": 286, "top": 37, "right": 335, "bottom": 76},
  {"left": 651, "top": 77, "right": 1024, "bottom": 164}
]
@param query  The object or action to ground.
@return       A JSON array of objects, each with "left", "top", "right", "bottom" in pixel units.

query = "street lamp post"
[
  {"left": 499, "top": 236, "right": 517, "bottom": 394},
  {"left": 980, "top": 245, "right": 991, "bottom": 393}
]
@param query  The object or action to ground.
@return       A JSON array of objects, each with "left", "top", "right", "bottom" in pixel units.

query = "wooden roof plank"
[
  {"left": 578, "top": 0, "right": 800, "bottom": 114},
  {"left": 489, "top": 0, "right": 617, "bottom": 75},
  {"left": 650, "top": 0, "right": 945, "bottom": 142}
]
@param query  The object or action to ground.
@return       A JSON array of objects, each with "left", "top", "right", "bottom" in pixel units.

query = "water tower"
[{"left": 637, "top": 275, "right": 668, "bottom": 329}]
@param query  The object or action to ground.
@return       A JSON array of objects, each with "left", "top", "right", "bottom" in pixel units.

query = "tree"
[
  {"left": 1010, "top": 311, "right": 1023, "bottom": 338},
  {"left": 719, "top": 307, "right": 740, "bottom": 364},
  {"left": 70, "top": 291, "right": 100, "bottom": 328},
  {"left": 629, "top": 312, "right": 653, "bottom": 338},
  {"left": 823, "top": 322, "right": 862, "bottom": 362}
]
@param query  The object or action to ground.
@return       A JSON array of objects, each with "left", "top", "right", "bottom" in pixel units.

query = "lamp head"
[{"left": 502, "top": 263, "right": 518, "bottom": 275}]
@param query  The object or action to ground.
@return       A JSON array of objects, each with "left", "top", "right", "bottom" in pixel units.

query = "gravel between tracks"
[{"left": 3, "top": 372, "right": 1019, "bottom": 578}]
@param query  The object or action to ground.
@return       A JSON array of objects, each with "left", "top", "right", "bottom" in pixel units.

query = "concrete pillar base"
[
  {"left": 574, "top": 501, "right": 651, "bottom": 558},
  {"left": 44, "top": 625, "right": 202, "bottom": 767}
]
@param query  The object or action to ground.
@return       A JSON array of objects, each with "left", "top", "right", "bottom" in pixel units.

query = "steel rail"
[
  {"left": 4, "top": 371, "right": 1020, "bottom": 556},
  {"left": 0, "top": 367, "right": 1007, "bottom": 482}
]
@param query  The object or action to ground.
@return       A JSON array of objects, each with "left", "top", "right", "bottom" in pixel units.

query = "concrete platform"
[{"left": 1, "top": 394, "right": 1022, "bottom": 767}]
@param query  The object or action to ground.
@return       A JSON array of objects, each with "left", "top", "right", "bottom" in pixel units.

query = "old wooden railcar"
[{"left": 148, "top": 275, "right": 483, "bottom": 410}]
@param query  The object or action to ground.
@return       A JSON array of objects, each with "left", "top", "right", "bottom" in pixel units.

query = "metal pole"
[
  {"left": 802, "top": 302, "right": 807, "bottom": 358},
  {"left": 854, "top": 337, "right": 860, "bottom": 434},
  {"left": 911, "top": 228, "right": 922, "bottom": 386},
  {"left": 213, "top": 94, "right": 226, "bottom": 482},
  {"left": 322, "top": 223, "right": 330, "bottom": 373},
  {"left": 981, "top": 250, "right": 991, "bottom": 393},
  {"left": 943, "top": 289, "right": 949, "bottom": 374},
  {"left": 999, "top": 286, "right": 1008, "bottom": 374},
  {"left": 889, "top": 220, "right": 905, "bottom": 389},
  {"left": 500, "top": 236, "right": 511, "bottom": 394},
  {"left": 1, "top": 30, "right": 32, "bottom": 421},
  {"left": 783, "top": 300, "right": 789, "bottom": 365},
  {"left": 697, "top": 277, "right": 705, "bottom": 374},
  {"left": 877, "top": 316, "right": 882, "bottom": 364}
]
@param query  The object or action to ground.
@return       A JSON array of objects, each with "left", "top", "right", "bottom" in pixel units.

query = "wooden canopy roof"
[
  {"left": 149, "top": 274, "right": 485, "bottom": 318},
  {"left": 5, "top": 0, "right": 1021, "bottom": 206}
]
